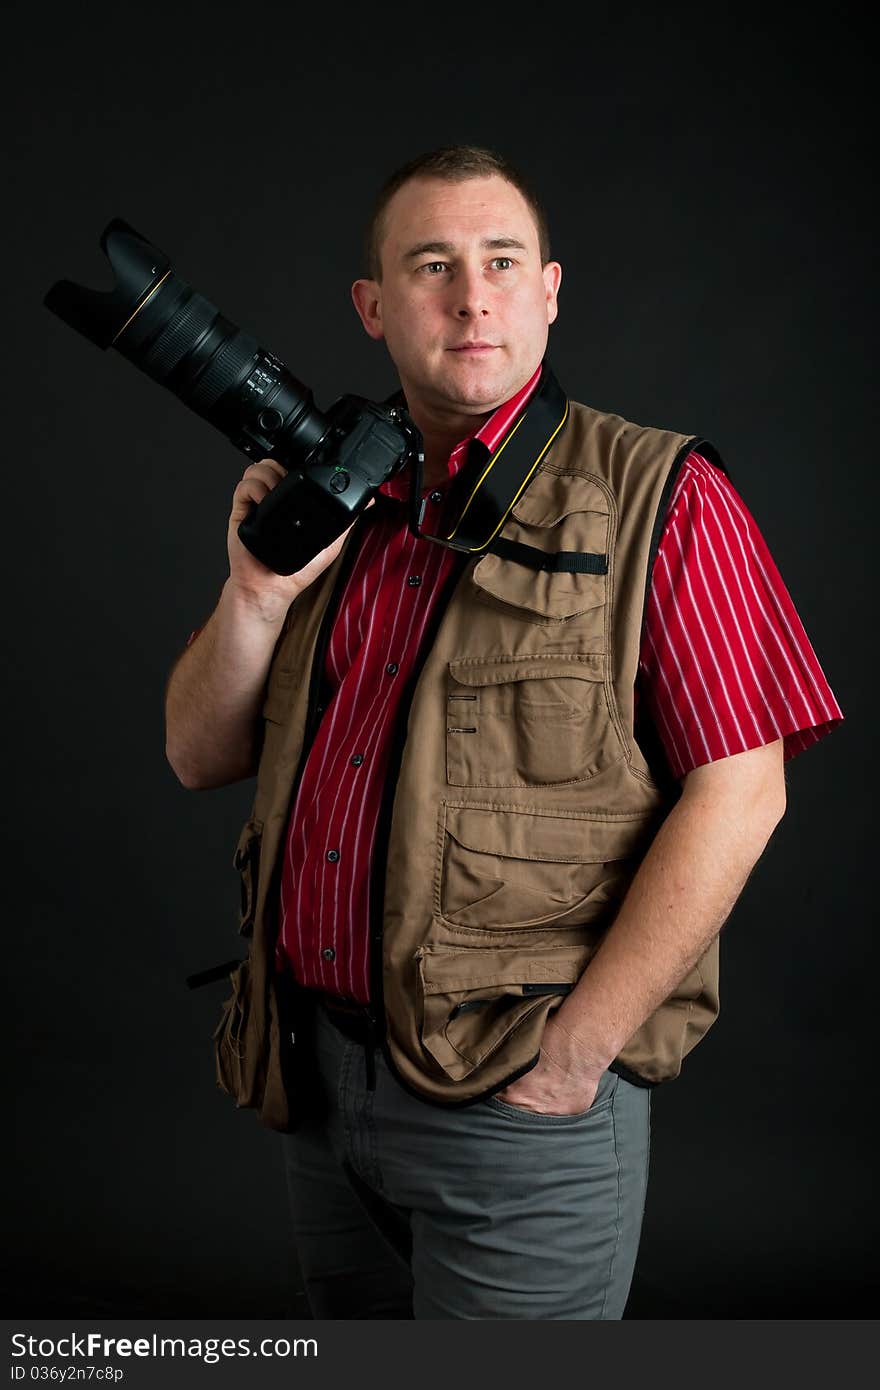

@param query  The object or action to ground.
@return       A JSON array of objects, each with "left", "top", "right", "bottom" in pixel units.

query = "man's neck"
[
  {"left": 407, "top": 406, "right": 493, "bottom": 493},
  {"left": 398, "top": 365, "right": 542, "bottom": 492}
]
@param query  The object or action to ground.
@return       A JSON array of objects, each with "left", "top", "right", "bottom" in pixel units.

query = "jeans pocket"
[{"left": 484, "top": 1066, "right": 619, "bottom": 1124}]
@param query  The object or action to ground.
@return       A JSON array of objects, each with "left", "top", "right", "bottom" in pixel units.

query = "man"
[{"left": 166, "top": 146, "right": 842, "bottom": 1319}]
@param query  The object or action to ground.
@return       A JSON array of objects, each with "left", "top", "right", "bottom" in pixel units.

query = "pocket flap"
[
  {"left": 448, "top": 653, "right": 605, "bottom": 688},
  {"left": 444, "top": 803, "right": 658, "bottom": 865},
  {"left": 470, "top": 554, "right": 605, "bottom": 621},
  {"left": 418, "top": 941, "right": 594, "bottom": 994},
  {"left": 509, "top": 472, "right": 611, "bottom": 528}
]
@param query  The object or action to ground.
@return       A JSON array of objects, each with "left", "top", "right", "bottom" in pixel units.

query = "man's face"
[{"left": 351, "top": 174, "right": 562, "bottom": 420}]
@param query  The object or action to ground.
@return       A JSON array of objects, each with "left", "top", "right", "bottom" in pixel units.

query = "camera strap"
[{"left": 402, "top": 361, "right": 608, "bottom": 575}]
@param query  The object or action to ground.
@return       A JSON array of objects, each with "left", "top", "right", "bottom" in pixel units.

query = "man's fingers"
[
  {"left": 233, "top": 459, "right": 286, "bottom": 502},
  {"left": 234, "top": 479, "right": 271, "bottom": 503},
  {"left": 242, "top": 458, "right": 287, "bottom": 483},
  {"left": 230, "top": 479, "right": 273, "bottom": 523}
]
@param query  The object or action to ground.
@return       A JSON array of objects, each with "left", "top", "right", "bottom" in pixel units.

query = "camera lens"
[
  {"left": 116, "top": 268, "right": 326, "bottom": 459},
  {"left": 44, "top": 220, "right": 329, "bottom": 465}
]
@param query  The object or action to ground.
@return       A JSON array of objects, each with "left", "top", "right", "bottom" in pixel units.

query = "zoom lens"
[{"left": 44, "top": 219, "right": 329, "bottom": 466}]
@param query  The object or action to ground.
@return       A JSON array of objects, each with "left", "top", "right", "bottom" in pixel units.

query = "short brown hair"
[{"left": 364, "top": 144, "right": 551, "bottom": 281}]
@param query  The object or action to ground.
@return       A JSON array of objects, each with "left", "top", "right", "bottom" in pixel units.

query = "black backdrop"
[{"left": 5, "top": 5, "right": 874, "bottom": 1319}]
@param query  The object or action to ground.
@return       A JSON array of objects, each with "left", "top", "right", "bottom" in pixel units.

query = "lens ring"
[
  {"left": 189, "top": 331, "right": 259, "bottom": 413},
  {"left": 142, "top": 293, "right": 217, "bottom": 380}
]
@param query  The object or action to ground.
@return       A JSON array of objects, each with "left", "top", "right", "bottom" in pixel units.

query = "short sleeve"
[{"left": 637, "top": 451, "right": 844, "bottom": 780}]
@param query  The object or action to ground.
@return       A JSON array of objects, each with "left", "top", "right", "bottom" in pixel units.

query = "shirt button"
[
  {"left": 429, "top": 490, "right": 443, "bottom": 503},
  {"left": 326, "top": 849, "right": 340, "bottom": 862},
  {"left": 407, "top": 575, "right": 422, "bottom": 587},
  {"left": 321, "top": 947, "right": 336, "bottom": 961},
  {"left": 351, "top": 754, "right": 364, "bottom": 766},
  {"left": 385, "top": 662, "right": 399, "bottom": 676}
]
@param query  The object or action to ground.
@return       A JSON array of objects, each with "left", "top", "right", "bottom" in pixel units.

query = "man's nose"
[{"left": 454, "top": 267, "right": 490, "bottom": 318}]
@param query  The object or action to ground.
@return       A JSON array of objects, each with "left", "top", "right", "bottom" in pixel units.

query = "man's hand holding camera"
[{"left": 227, "top": 457, "right": 374, "bottom": 618}]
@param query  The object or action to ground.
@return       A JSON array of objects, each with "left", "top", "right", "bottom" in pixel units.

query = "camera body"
[{"left": 235, "top": 390, "right": 419, "bottom": 573}]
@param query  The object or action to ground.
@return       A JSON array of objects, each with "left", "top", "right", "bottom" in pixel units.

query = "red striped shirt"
[
  {"left": 638, "top": 452, "right": 842, "bottom": 778},
  {"left": 189, "top": 381, "right": 844, "bottom": 1003}
]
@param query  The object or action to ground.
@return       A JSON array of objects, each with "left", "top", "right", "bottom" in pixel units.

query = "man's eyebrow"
[{"left": 402, "top": 236, "right": 529, "bottom": 261}]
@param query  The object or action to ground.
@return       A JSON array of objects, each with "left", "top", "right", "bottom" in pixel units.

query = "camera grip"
[{"left": 237, "top": 468, "right": 367, "bottom": 576}]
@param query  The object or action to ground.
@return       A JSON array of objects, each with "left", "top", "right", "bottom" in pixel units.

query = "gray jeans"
[{"left": 281, "top": 999, "right": 651, "bottom": 1320}]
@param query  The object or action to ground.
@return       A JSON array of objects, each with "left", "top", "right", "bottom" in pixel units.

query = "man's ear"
[
  {"left": 351, "top": 279, "right": 384, "bottom": 340},
  {"left": 543, "top": 260, "right": 562, "bottom": 326}
]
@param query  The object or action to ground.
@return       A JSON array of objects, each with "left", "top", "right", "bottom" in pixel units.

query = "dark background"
[{"left": 5, "top": 4, "right": 874, "bottom": 1319}]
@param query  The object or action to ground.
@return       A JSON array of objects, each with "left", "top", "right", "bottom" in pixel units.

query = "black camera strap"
[{"left": 403, "top": 361, "right": 608, "bottom": 576}]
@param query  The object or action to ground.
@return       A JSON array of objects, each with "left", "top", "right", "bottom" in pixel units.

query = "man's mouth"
[{"left": 448, "top": 342, "right": 498, "bottom": 353}]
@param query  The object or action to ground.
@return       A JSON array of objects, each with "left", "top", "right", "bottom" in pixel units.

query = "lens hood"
[{"left": 43, "top": 219, "right": 171, "bottom": 349}]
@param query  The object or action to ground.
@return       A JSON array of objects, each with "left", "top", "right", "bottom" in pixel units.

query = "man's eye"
[
  {"left": 491, "top": 257, "right": 514, "bottom": 270},
  {"left": 420, "top": 261, "right": 448, "bottom": 275}
]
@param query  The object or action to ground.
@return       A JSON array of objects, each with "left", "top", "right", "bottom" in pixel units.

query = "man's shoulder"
[
  {"left": 567, "top": 396, "right": 691, "bottom": 443},
  {"left": 556, "top": 398, "right": 698, "bottom": 480}
]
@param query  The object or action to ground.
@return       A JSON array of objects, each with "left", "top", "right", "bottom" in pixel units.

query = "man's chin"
[{"left": 437, "top": 356, "right": 513, "bottom": 410}]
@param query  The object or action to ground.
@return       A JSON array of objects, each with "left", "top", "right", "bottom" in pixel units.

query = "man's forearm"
[
  {"left": 164, "top": 578, "right": 293, "bottom": 790},
  {"left": 550, "top": 740, "right": 787, "bottom": 1075}
]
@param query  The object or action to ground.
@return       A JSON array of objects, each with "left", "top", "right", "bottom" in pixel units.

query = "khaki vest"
[{"left": 213, "top": 398, "right": 722, "bottom": 1132}]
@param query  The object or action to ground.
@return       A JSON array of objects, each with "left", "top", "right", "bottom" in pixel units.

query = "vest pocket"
[
  {"left": 417, "top": 941, "right": 595, "bottom": 1081},
  {"left": 232, "top": 817, "right": 263, "bottom": 937},
  {"left": 440, "top": 802, "right": 655, "bottom": 930},
  {"left": 446, "top": 654, "right": 619, "bottom": 787},
  {"left": 213, "top": 957, "right": 253, "bottom": 1100},
  {"left": 469, "top": 471, "right": 610, "bottom": 625}
]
